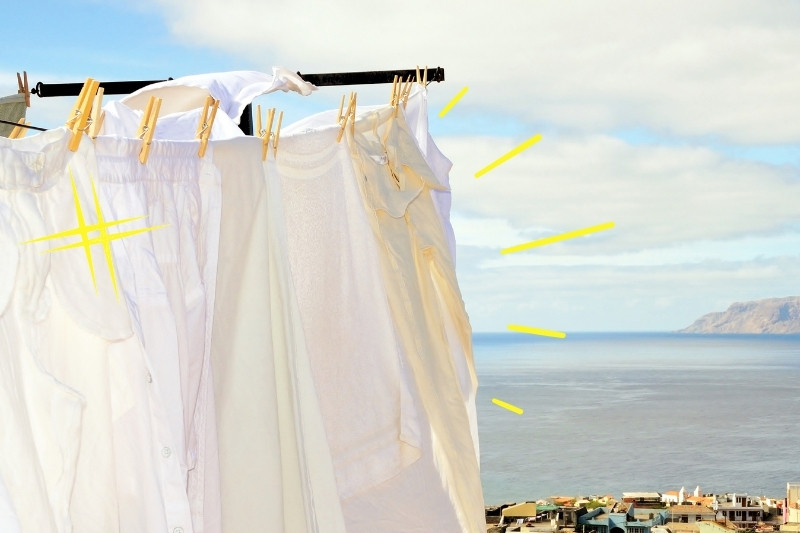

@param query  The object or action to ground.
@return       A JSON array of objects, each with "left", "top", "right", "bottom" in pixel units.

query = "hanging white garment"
[
  {"left": 346, "top": 107, "right": 484, "bottom": 533},
  {"left": 402, "top": 85, "right": 458, "bottom": 264},
  {"left": 0, "top": 128, "right": 83, "bottom": 533},
  {"left": 101, "top": 69, "right": 315, "bottom": 141},
  {"left": 93, "top": 135, "right": 222, "bottom": 533},
  {"left": 275, "top": 124, "right": 421, "bottom": 499},
  {"left": 209, "top": 136, "right": 345, "bottom": 533},
  {"left": 0, "top": 472, "right": 21, "bottom": 533},
  {"left": 0, "top": 128, "right": 190, "bottom": 533},
  {"left": 402, "top": 87, "right": 479, "bottom": 460}
]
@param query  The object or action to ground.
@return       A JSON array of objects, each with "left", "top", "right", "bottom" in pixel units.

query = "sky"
[{"left": 3, "top": 0, "right": 799, "bottom": 332}]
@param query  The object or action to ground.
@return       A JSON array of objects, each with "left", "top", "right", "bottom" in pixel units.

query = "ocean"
[{"left": 475, "top": 332, "right": 800, "bottom": 505}]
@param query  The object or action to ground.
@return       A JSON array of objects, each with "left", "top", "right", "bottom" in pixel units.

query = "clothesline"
[
  {"left": 0, "top": 69, "right": 482, "bottom": 533},
  {"left": 0, "top": 118, "right": 46, "bottom": 132},
  {"left": 30, "top": 68, "right": 445, "bottom": 97},
  {"left": 10, "top": 67, "right": 445, "bottom": 136}
]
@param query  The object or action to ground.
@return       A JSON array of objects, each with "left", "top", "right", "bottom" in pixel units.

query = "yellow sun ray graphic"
[
  {"left": 501, "top": 221, "right": 615, "bottom": 255},
  {"left": 433, "top": 87, "right": 615, "bottom": 414}
]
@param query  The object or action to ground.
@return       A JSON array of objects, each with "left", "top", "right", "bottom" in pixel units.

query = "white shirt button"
[
  {"left": 161, "top": 447, "right": 172, "bottom": 458},
  {"left": 173, "top": 528, "right": 184, "bottom": 533},
  {"left": 146, "top": 372, "right": 152, "bottom": 383}
]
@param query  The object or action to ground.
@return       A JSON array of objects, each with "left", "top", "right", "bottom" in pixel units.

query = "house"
[
  {"left": 663, "top": 487, "right": 705, "bottom": 507},
  {"left": 685, "top": 496, "right": 717, "bottom": 509},
  {"left": 623, "top": 493, "right": 666, "bottom": 509},
  {"left": 664, "top": 505, "right": 718, "bottom": 532},
  {"left": 578, "top": 502, "right": 670, "bottom": 533},
  {"left": 714, "top": 493, "right": 764, "bottom": 528},
  {"left": 500, "top": 503, "right": 540, "bottom": 527},
  {"left": 786, "top": 483, "right": 800, "bottom": 524},
  {"left": 668, "top": 505, "right": 717, "bottom": 524}
]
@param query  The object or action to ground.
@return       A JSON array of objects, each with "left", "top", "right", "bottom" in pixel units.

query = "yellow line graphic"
[
  {"left": 492, "top": 398, "right": 524, "bottom": 415},
  {"left": 439, "top": 86, "right": 468, "bottom": 118},
  {"left": 501, "top": 221, "right": 615, "bottom": 255},
  {"left": 508, "top": 324, "right": 566, "bottom": 339},
  {"left": 475, "top": 134, "right": 542, "bottom": 178},
  {"left": 22, "top": 169, "right": 167, "bottom": 299}
]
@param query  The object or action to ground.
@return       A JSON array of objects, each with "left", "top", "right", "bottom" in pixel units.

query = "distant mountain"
[{"left": 679, "top": 296, "right": 800, "bottom": 334}]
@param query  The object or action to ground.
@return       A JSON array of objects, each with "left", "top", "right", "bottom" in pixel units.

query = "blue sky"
[{"left": 3, "top": 0, "right": 799, "bottom": 332}]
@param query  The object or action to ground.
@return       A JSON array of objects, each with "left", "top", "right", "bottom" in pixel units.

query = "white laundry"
[
  {"left": 0, "top": 472, "right": 21, "bottom": 533},
  {"left": 0, "top": 128, "right": 82, "bottom": 533},
  {"left": 275, "top": 123, "right": 421, "bottom": 500},
  {"left": 402, "top": 86, "right": 479, "bottom": 459},
  {"left": 0, "top": 128, "right": 164, "bottom": 533},
  {"left": 210, "top": 136, "right": 345, "bottom": 533},
  {"left": 347, "top": 107, "right": 484, "bottom": 533},
  {"left": 93, "top": 135, "right": 222, "bottom": 533},
  {"left": 101, "top": 69, "right": 316, "bottom": 141},
  {"left": 402, "top": 85, "right": 458, "bottom": 264},
  {"left": 1, "top": 70, "right": 483, "bottom": 533}
]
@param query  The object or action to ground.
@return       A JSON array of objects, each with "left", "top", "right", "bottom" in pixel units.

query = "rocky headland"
[{"left": 679, "top": 296, "right": 800, "bottom": 334}]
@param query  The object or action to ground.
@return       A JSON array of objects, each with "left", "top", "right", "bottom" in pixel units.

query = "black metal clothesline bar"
[
  {"left": 0, "top": 118, "right": 47, "bottom": 132},
  {"left": 30, "top": 68, "right": 444, "bottom": 98},
  {"left": 19, "top": 67, "right": 445, "bottom": 136}
]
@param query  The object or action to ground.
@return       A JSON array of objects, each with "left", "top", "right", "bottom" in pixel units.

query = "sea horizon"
[{"left": 474, "top": 331, "right": 800, "bottom": 505}]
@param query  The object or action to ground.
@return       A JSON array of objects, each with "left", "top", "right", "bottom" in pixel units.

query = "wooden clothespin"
[
  {"left": 16, "top": 71, "right": 30, "bottom": 108},
  {"left": 88, "top": 87, "right": 105, "bottom": 140},
  {"left": 67, "top": 78, "right": 100, "bottom": 151},
  {"left": 348, "top": 93, "right": 356, "bottom": 136},
  {"left": 337, "top": 94, "right": 346, "bottom": 124},
  {"left": 273, "top": 111, "right": 283, "bottom": 159},
  {"left": 390, "top": 75, "right": 399, "bottom": 108},
  {"left": 423, "top": 65, "right": 428, "bottom": 86},
  {"left": 195, "top": 96, "right": 219, "bottom": 158},
  {"left": 136, "top": 96, "right": 161, "bottom": 164},
  {"left": 337, "top": 92, "right": 356, "bottom": 143},
  {"left": 8, "top": 118, "right": 29, "bottom": 139},
  {"left": 401, "top": 75, "right": 413, "bottom": 108},
  {"left": 257, "top": 105, "right": 275, "bottom": 161}
]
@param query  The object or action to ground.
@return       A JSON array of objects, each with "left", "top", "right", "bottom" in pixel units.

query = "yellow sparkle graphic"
[
  {"left": 439, "top": 86, "right": 468, "bottom": 118},
  {"left": 507, "top": 324, "right": 567, "bottom": 339},
  {"left": 501, "top": 221, "right": 615, "bottom": 255},
  {"left": 22, "top": 169, "right": 167, "bottom": 299},
  {"left": 475, "top": 134, "right": 542, "bottom": 178},
  {"left": 492, "top": 398, "right": 524, "bottom": 415}
]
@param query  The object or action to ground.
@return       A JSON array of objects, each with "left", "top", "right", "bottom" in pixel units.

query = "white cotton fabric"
[
  {"left": 11, "top": 130, "right": 126, "bottom": 533},
  {"left": 0, "top": 128, "right": 190, "bottom": 533},
  {"left": 0, "top": 472, "right": 21, "bottom": 533},
  {"left": 209, "top": 136, "right": 345, "bottom": 533},
  {"left": 101, "top": 69, "right": 316, "bottom": 141},
  {"left": 93, "top": 135, "right": 222, "bottom": 533},
  {"left": 275, "top": 124, "right": 421, "bottom": 500},
  {"left": 100, "top": 103, "right": 245, "bottom": 141},
  {"left": 0, "top": 127, "right": 82, "bottom": 533}
]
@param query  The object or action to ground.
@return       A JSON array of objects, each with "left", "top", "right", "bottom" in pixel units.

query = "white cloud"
[
  {"left": 144, "top": 0, "right": 800, "bottom": 144},
  {"left": 456, "top": 249, "right": 800, "bottom": 331},
  {"left": 442, "top": 133, "right": 800, "bottom": 255}
]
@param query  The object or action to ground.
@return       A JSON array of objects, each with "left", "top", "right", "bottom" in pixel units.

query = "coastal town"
[{"left": 486, "top": 484, "right": 800, "bottom": 533}]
